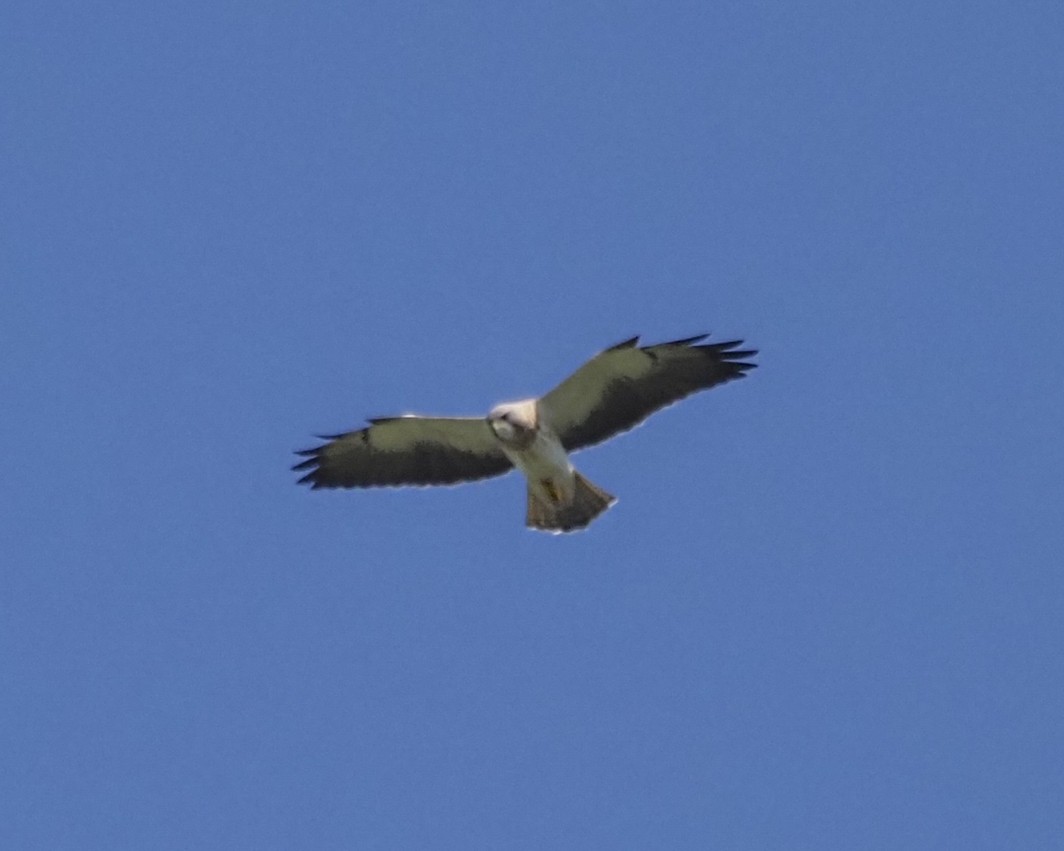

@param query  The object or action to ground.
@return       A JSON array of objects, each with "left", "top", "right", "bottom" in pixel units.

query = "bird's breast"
[{"left": 500, "top": 428, "right": 573, "bottom": 487}]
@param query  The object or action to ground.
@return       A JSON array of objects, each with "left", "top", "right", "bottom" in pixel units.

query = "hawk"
[{"left": 294, "top": 334, "right": 757, "bottom": 533}]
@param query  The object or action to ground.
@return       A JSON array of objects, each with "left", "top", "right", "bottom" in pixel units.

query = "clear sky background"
[{"left": 3, "top": 2, "right": 1062, "bottom": 848}]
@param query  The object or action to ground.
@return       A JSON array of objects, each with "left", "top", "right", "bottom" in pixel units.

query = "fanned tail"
[{"left": 526, "top": 472, "right": 616, "bottom": 534}]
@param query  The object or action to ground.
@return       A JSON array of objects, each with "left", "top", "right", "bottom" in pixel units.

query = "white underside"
[{"left": 499, "top": 429, "right": 576, "bottom": 505}]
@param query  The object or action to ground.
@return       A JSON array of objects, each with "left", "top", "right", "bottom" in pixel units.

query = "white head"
[{"left": 488, "top": 400, "right": 538, "bottom": 447}]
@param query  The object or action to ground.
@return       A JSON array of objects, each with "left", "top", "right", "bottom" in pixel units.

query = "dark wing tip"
[
  {"left": 709, "top": 341, "right": 758, "bottom": 383},
  {"left": 292, "top": 443, "right": 326, "bottom": 485},
  {"left": 645, "top": 335, "right": 758, "bottom": 375},
  {"left": 292, "top": 429, "right": 362, "bottom": 487},
  {"left": 644, "top": 333, "right": 758, "bottom": 389},
  {"left": 292, "top": 455, "right": 319, "bottom": 471},
  {"left": 694, "top": 338, "right": 758, "bottom": 358}
]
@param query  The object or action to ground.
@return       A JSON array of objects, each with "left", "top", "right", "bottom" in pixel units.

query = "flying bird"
[{"left": 294, "top": 334, "right": 757, "bottom": 533}]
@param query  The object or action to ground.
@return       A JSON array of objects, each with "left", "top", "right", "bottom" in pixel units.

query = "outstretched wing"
[
  {"left": 539, "top": 334, "right": 757, "bottom": 452},
  {"left": 293, "top": 416, "right": 512, "bottom": 489}
]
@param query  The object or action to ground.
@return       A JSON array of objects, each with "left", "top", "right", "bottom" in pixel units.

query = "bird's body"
[
  {"left": 486, "top": 400, "right": 614, "bottom": 532},
  {"left": 490, "top": 403, "right": 576, "bottom": 507},
  {"left": 294, "top": 333, "right": 756, "bottom": 533}
]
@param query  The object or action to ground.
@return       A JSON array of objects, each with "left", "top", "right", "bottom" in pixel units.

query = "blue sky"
[{"left": 3, "top": 1, "right": 1063, "bottom": 848}]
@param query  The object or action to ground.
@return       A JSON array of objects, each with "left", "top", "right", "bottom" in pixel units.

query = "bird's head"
[{"left": 488, "top": 401, "right": 538, "bottom": 447}]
